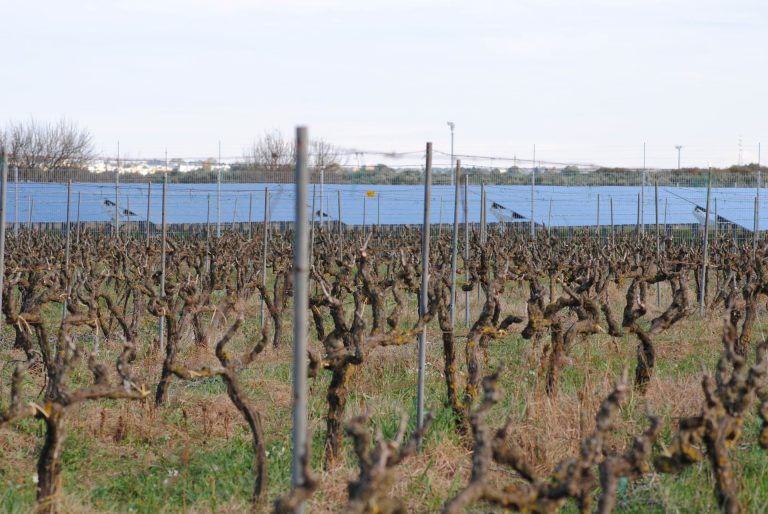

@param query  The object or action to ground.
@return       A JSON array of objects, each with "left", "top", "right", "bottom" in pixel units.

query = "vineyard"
[
  {"left": 1, "top": 224, "right": 768, "bottom": 513},
  {"left": 3, "top": 0, "right": 764, "bottom": 510}
]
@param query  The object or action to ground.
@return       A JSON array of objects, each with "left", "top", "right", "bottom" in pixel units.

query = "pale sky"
[{"left": 2, "top": 0, "right": 766, "bottom": 168}]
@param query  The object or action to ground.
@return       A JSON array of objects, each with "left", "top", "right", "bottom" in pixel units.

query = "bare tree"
[
  {"left": 311, "top": 138, "right": 341, "bottom": 171},
  {"left": 245, "top": 129, "right": 294, "bottom": 172},
  {"left": 244, "top": 132, "right": 342, "bottom": 174},
  {"left": 0, "top": 117, "right": 95, "bottom": 171}
]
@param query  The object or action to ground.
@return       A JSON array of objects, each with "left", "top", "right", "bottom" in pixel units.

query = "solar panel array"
[{"left": 11, "top": 182, "right": 765, "bottom": 231}]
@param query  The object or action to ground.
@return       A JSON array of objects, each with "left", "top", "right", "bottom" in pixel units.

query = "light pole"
[
  {"left": 447, "top": 121, "right": 455, "bottom": 186},
  {"left": 675, "top": 145, "right": 683, "bottom": 170}
]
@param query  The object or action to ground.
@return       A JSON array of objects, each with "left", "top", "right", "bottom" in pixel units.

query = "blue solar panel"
[{"left": 11, "top": 182, "right": 768, "bottom": 230}]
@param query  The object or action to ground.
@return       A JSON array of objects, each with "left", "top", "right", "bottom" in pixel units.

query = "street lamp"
[
  {"left": 675, "top": 145, "right": 683, "bottom": 170},
  {"left": 447, "top": 122, "right": 455, "bottom": 186}
]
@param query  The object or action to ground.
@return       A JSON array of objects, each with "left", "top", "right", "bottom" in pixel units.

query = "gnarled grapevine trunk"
[
  {"left": 36, "top": 405, "right": 65, "bottom": 514},
  {"left": 222, "top": 371, "right": 267, "bottom": 500},
  {"left": 155, "top": 314, "right": 178, "bottom": 406},
  {"left": 325, "top": 363, "right": 355, "bottom": 467}
]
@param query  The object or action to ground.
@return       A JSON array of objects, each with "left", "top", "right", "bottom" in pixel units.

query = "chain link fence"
[{"left": 7, "top": 153, "right": 765, "bottom": 244}]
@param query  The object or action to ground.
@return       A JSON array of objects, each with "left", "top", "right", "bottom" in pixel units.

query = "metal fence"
[{"left": 4, "top": 154, "right": 766, "bottom": 244}]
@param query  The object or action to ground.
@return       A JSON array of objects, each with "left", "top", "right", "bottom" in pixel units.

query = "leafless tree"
[
  {"left": 0, "top": 117, "right": 95, "bottom": 171},
  {"left": 311, "top": 138, "right": 341, "bottom": 171},
  {"left": 245, "top": 129, "right": 294, "bottom": 172},
  {"left": 244, "top": 132, "right": 342, "bottom": 174}
]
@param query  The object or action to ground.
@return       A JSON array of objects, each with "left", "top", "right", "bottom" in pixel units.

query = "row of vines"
[{"left": 1, "top": 227, "right": 768, "bottom": 513}]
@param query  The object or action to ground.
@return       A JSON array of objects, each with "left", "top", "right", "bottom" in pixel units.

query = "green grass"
[{"left": 4, "top": 291, "right": 768, "bottom": 513}]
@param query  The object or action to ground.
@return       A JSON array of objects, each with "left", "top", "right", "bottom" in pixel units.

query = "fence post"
[
  {"left": 480, "top": 183, "right": 486, "bottom": 244},
  {"left": 115, "top": 150, "right": 121, "bottom": 236},
  {"left": 417, "top": 141, "right": 432, "bottom": 447},
  {"left": 76, "top": 191, "right": 82, "bottom": 245},
  {"left": 260, "top": 188, "right": 270, "bottom": 327},
  {"left": 757, "top": 143, "right": 762, "bottom": 246},
  {"left": 320, "top": 168, "right": 324, "bottom": 230},
  {"left": 337, "top": 189, "right": 342, "bottom": 235},
  {"left": 0, "top": 151, "right": 7, "bottom": 328},
  {"left": 206, "top": 193, "right": 211, "bottom": 239},
  {"left": 530, "top": 146, "right": 536, "bottom": 239},
  {"left": 27, "top": 196, "right": 32, "bottom": 236},
  {"left": 610, "top": 197, "right": 614, "bottom": 244},
  {"left": 127, "top": 196, "right": 132, "bottom": 235},
  {"left": 291, "top": 126, "right": 310, "bottom": 506},
  {"left": 215, "top": 169, "right": 223, "bottom": 237},
  {"left": 641, "top": 143, "right": 646, "bottom": 234},
  {"left": 63, "top": 180, "right": 72, "bottom": 318},
  {"left": 635, "top": 193, "right": 640, "bottom": 237},
  {"left": 655, "top": 179, "right": 660, "bottom": 306},
  {"left": 310, "top": 184, "right": 316, "bottom": 266},
  {"left": 362, "top": 195, "right": 367, "bottom": 234},
  {"left": 464, "top": 174, "right": 470, "bottom": 326},
  {"left": 231, "top": 196, "right": 238, "bottom": 234},
  {"left": 548, "top": 198, "right": 553, "bottom": 237},
  {"left": 596, "top": 194, "right": 600, "bottom": 238},
  {"left": 248, "top": 193, "right": 253, "bottom": 240},
  {"left": 13, "top": 166, "right": 18, "bottom": 237},
  {"left": 450, "top": 159, "right": 461, "bottom": 326},
  {"left": 699, "top": 168, "right": 712, "bottom": 316},
  {"left": 714, "top": 198, "right": 718, "bottom": 242},
  {"left": 337, "top": 189, "right": 343, "bottom": 260},
  {"left": 438, "top": 194, "right": 443, "bottom": 237},
  {"left": 753, "top": 197, "right": 759, "bottom": 258},
  {"left": 478, "top": 183, "right": 485, "bottom": 304},
  {"left": 146, "top": 182, "right": 152, "bottom": 249},
  {"left": 159, "top": 173, "right": 168, "bottom": 352}
]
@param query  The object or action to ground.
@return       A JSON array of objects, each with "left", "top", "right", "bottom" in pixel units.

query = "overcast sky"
[{"left": 1, "top": 0, "right": 766, "bottom": 168}]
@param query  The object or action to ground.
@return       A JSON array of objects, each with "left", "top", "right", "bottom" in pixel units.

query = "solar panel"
[{"left": 12, "top": 182, "right": 768, "bottom": 231}]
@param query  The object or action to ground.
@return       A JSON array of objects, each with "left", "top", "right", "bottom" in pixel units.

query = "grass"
[{"left": 2, "top": 285, "right": 768, "bottom": 513}]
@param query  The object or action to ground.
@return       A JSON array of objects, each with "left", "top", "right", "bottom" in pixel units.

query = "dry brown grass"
[{"left": 2, "top": 286, "right": 765, "bottom": 513}]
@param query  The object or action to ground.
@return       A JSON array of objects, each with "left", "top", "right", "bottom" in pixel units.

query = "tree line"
[{"left": 1, "top": 119, "right": 764, "bottom": 187}]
